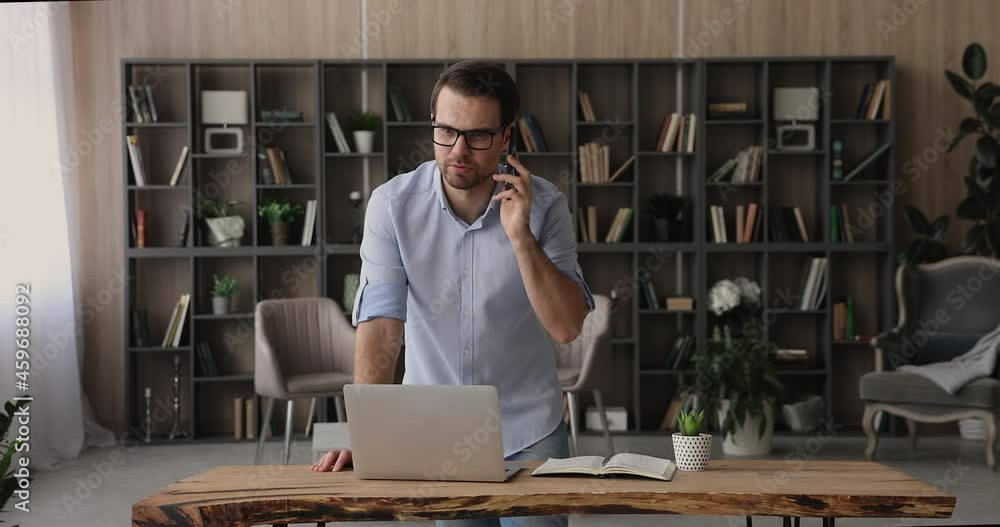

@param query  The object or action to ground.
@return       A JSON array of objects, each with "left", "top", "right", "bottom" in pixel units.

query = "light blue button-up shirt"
[{"left": 351, "top": 160, "right": 594, "bottom": 456}]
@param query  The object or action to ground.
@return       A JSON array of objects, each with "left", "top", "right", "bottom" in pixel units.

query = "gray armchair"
[
  {"left": 254, "top": 297, "right": 355, "bottom": 464},
  {"left": 860, "top": 256, "right": 1000, "bottom": 469},
  {"left": 554, "top": 294, "right": 615, "bottom": 456}
]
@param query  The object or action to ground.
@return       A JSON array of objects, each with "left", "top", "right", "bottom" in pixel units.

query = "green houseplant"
[
  {"left": 351, "top": 111, "right": 381, "bottom": 153},
  {"left": 210, "top": 274, "right": 239, "bottom": 315},
  {"left": 258, "top": 199, "right": 304, "bottom": 246},
  {"left": 945, "top": 43, "right": 1000, "bottom": 256},
  {"left": 671, "top": 408, "right": 712, "bottom": 471},
  {"left": 899, "top": 206, "right": 949, "bottom": 264},
  {"left": 198, "top": 196, "right": 245, "bottom": 247},
  {"left": 1, "top": 399, "right": 29, "bottom": 524}
]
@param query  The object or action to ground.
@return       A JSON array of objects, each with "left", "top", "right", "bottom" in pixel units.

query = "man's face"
[{"left": 432, "top": 86, "right": 509, "bottom": 191}]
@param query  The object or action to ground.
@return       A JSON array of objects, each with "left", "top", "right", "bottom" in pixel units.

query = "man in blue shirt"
[{"left": 312, "top": 61, "right": 594, "bottom": 526}]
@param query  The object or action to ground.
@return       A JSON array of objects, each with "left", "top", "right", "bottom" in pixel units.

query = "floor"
[{"left": 13, "top": 433, "right": 998, "bottom": 527}]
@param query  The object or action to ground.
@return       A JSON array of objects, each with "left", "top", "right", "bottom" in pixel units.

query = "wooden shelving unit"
[{"left": 122, "top": 56, "right": 895, "bottom": 443}]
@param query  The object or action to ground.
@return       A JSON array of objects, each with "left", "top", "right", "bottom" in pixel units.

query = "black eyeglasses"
[{"left": 431, "top": 122, "right": 507, "bottom": 150}]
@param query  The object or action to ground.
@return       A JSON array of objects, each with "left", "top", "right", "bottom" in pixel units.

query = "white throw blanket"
[{"left": 898, "top": 323, "right": 1000, "bottom": 394}]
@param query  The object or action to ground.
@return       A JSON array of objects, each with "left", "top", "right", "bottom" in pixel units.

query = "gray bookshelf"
[{"left": 122, "top": 56, "right": 895, "bottom": 443}]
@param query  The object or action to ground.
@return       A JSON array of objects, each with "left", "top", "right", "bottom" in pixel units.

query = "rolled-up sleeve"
[
  {"left": 352, "top": 189, "right": 408, "bottom": 325},
  {"left": 538, "top": 193, "right": 595, "bottom": 311}
]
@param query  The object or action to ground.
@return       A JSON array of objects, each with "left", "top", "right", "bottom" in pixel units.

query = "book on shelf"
[
  {"left": 856, "top": 80, "right": 890, "bottom": 120},
  {"left": 768, "top": 207, "right": 809, "bottom": 242},
  {"left": 301, "top": 199, "right": 317, "bottom": 246},
  {"left": 609, "top": 155, "right": 635, "bottom": 182},
  {"left": 578, "top": 142, "right": 612, "bottom": 183},
  {"left": 196, "top": 341, "right": 221, "bottom": 377},
  {"left": 604, "top": 207, "right": 633, "bottom": 243},
  {"left": 126, "top": 135, "right": 147, "bottom": 186},
  {"left": 517, "top": 114, "right": 547, "bottom": 152},
  {"left": 130, "top": 309, "right": 151, "bottom": 347},
  {"left": 265, "top": 146, "right": 293, "bottom": 185},
  {"left": 143, "top": 85, "right": 159, "bottom": 123},
  {"left": 707, "top": 98, "right": 750, "bottom": 118},
  {"left": 663, "top": 334, "right": 694, "bottom": 370},
  {"left": 741, "top": 203, "right": 760, "bottom": 242},
  {"left": 843, "top": 143, "right": 891, "bottom": 181},
  {"left": 160, "top": 293, "right": 191, "bottom": 348},
  {"left": 587, "top": 206, "right": 597, "bottom": 243},
  {"left": 128, "top": 85, "right": 158, "bottom": 123},
  {"left": 792, "top": 207, "right": 809, "bottom": 242},
  {"left": 736, "top": 205, "right": 745, "bottom": 244},
  {"left": 655, "top": 113, "right": 697, "bottom": 153},
  {"left": 658, "top": 390, "right": 695, "bottom": 431},
  {"left": 233, "top": 397, "right": 245, "bottom": 440},
  {"left": 708, "top": 145, "right": 762, "bottom": 184},
  {"left": 833, "top": 296, "right": 857, "bottom": 340},
  {"left": 665, "top": 296, "right": 694, "bottom": 312},
  {"left": 245, "top": 397, "right": 256, "bottom": 440},
  {"left": 325, "top": 112, "right": 351, "bottom": 153},
  {"left": 135, "top": 209, "right": 146, "bottom": 248},
  {"left": 637, "top": 270, "right": 659, "bottom": 310},
  {"left": 775, "top": 348, "right": 810, "bottom": 367},
  {"left": 388, "top": 84, "right": 413, "bottom": 122},
  {"left": 169, "top": 145, "right": 189, "bottom": 186},
  {"left": 176, "top": 210, "right": 191, "bottom": 247},
  {"left": 577, "top": 90, "right": 597, "bottom": 122},
  {"left": 797, "top": 258, "right": 828, "bottom": 310},
  {"left": 532, "top": 453, "right": 676, "bottom": 481},
  {"left": 840, "top": 203, "right": 856, "bottom": 242}
]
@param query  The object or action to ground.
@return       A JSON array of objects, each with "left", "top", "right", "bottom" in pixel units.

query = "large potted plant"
[
  {"left": 257, "top": 199, "right": 304, "bottom": 246},
  {"left": 944, "top": 43, "right": 1000, "bottom": 256},
  {"left": 198, "top": 197, "right": 245, "bottom": 247},
  {"left": 352, "top": 111, "right": 381, "bottom": 154},
  {"left": 691, "top": 278, "right": 783, "bottom": 456}
]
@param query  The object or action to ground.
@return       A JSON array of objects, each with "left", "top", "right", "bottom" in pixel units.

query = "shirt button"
[
  {"left": 464, "top": 348, "right": 471, "bottom": 357},
  {"left": 463, "top": 308, "right": 470, "bottom": 317},
  {"left": 463, "top": 268, "right": 470, "bottom": 276}
]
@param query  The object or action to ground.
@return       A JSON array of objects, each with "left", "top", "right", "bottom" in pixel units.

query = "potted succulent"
[
  {"left": 672, "top": 408, "right": 712, "bottom": 471},
  {"left": 257, "top": 199, "right": 304, "bottom": 246},
  {"left": 210, "top": 274, "right": 239, "bottom": 315},
  {"left": 2, "top": 399, "right": 30, "bottom": 525},
  {"left": 691, "top": 278, "right": 783, "bottom": 456},
  {"left": 352, "top": 111, "right": 381, "bottom": 153},
  {"left": 647, "top": 193, "right": 688, "bottom": 242},
  {"left": 199, "top": 197, "right": 245, "bottom": 247}
]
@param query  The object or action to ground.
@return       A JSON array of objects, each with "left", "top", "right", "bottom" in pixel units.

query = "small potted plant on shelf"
[
  {"left": 351, "top": 111, "right": 381, "bottom": 153},
  {"left": 257, "top": 199, "right": 304, "bottom": 246},
  {"left": 672, "top": 408, "right": 711, "bottom": 471},
  {"left": 199, "top": 197, "right": 245, "bottom": 247},
  {"left": 210, "top": 274, "right": 239, "bottom": 315},
  {"left": 647, "top": 192, "right": 688, "bottom": 242}
]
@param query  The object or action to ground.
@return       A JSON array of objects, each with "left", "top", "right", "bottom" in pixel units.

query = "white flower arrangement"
[{"left": 709, "top": 277, "right": 761, "bottom": 316}]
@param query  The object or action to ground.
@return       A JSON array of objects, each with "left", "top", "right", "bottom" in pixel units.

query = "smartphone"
[{"left": 498, "top": 123, "right": 518, "bottom": 190}]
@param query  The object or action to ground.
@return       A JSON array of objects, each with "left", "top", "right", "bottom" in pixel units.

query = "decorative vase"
[
  {"left": 270, "top": 222, "right": 289, "bottom": 246},
  {"left": 653, "top": 218, "right": 671, "bottom": 241},
  {"left": 211, "top": 295, "right": 230, "bottom": 315},
  {"left": 353, "top": 130, "right": 375, "bottom": 153},
  {"left": 672, "top": 433, "right": 712, "bottom": 471},
  {"left": 718, "top": 399, "right": 775, "bottom": 456},
  {"left": 205, "top": 216, "right": 245, "bottom": 247}
]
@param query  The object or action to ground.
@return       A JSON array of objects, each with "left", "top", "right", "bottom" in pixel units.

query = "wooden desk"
[{"left": 132, "top": 460, "right": 955, "bottom": 527}]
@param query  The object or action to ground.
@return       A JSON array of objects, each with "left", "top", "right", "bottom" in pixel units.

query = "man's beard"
[{"left": 439, "top": 160, "right": 494, "bottom": 191}]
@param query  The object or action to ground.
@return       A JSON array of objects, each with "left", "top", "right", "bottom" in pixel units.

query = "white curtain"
[{"left": 0, "top": 2, "right": 115, "bottom": 471}]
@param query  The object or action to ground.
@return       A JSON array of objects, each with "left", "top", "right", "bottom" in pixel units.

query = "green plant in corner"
[
  {"left": 211, "top": 274, "right": 239, "bottom": 298},
  {"left": 899, "top": 206, "right": 949, "bottom": 264},
  {"left": 1, "top": 399, "right": 30, "bottom": 523},
  {"left": 945, "top": 43, "right": 1000, "bottom": 256},
  {"left": 676, "top": 408, "right": 705, "bottom": 436},
  {"left": 351, "top": 111, "right": 382, "bottom": 131},
  {"left": 257, "top": 199, "right": 304, "bottom": 225}
]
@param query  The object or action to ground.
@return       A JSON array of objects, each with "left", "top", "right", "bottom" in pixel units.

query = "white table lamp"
[
  {"left": 201, "top": 90, "right": 248, "bottom": 154},
  {"left": 773, "top": 87, "right": 820, "bottom": 151}
]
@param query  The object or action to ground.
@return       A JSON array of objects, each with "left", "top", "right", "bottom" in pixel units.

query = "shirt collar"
[{"left": 433, "top": 164, "right": 505, "bottom": 227}]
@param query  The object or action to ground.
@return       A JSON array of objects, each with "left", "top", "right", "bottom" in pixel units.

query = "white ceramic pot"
[
  {"left": 211, "top": 296, "right": 230, "bottom": 315},
  {"left": 205, "top": 216, "right": 245, "bottom": 247},
  {"left": 353, "top": 130, "right": 375, "bottom": 153},
  {"left": 672, "top": 433, "right": 712, "bottom": 471},
  {"left": 718, "top": 399, "right": 774, "bottom": 456}
]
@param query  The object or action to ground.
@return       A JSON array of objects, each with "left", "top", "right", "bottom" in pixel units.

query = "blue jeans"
[{"left": 436, "top": 422, "right": 570, "bottom": 527}]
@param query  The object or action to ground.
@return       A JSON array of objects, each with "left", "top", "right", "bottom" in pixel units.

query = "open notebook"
[{"left": 531, "top": 453, "right": 677, "bottom": 481}]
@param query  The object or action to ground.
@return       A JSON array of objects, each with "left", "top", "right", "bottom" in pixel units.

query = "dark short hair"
[{"left": 430, "top": 61, "right": 520, "bottom": 127}]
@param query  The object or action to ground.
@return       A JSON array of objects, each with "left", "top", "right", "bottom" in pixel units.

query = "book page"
[
  {"left": 602, "top": 453, "right": 672, "bottom": 477},
  {"left": 532, "top": 456, "right": 606, "bottom": 476}
]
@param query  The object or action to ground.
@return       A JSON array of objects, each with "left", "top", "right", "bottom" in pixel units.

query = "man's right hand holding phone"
[{"left": 311, "top": 449, "right": 352, "bottom": 472}]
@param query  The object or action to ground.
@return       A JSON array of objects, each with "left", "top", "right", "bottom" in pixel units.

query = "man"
[{"left": 312, "top": 61, "right": 594, "bottom": 526}]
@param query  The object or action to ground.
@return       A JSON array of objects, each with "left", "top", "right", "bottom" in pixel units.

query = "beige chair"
[
  {"left": 254, "top": 297, "right": 355, "bottom": 465},
  {"left": 554, "top": 294, "right": 615, "bottom": 456}
]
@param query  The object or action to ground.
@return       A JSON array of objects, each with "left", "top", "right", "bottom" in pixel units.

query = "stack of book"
[
  {"left": 516, "top": 114, "right": 547, "bottom": 152},
  {"left": 301, "top": 199, "right": 318, "bottom": 246},
  {"left": 577, "top": 90, "right": 598, "bottom": 122},
  {"left": 126, "top": 135, "right": 148, "bottom": 186},
  {"left": 265, "top": 146, "right": 294, "bottom": 184},
  {"left": 664, "top": 334, "right": 695, "bottom": 369},
  {"left": 769, "top": 207, "right": 810, "bottom": 242},
  {"left": 160, "top": 293, "right": 191, "bottom": 348},
  {"left": 775, "top": 348, "right": 810, "bottom": 368},
  {"left": 830, "top": 203, "right": 857, "bottom": 243},
  {"left": 325, "top": 112, "right": 352, "bottom": 153},
  {"left": 707, "top": 99, "right": 750, "bottom": 119},
  {"left": 577, "top": 206, "right": 632, "bottom": 243},
  {"left": 856, "top": 80, "right": 891, "bottom": 120},
  {"left": 232, "top": 396, "right": 257, "bottom": 440},
  {"left": 797, "top": 257, "right": 828, "bottom": 310},
  {"left": 128, "top": 84, "right": 160, "bottom": 123},
  {"left": 833, "top": 296, "right": 856, "bottom": 341},
  {"left": 708, "top": 145, "right": 763, "bottom": 184},
  {"left": 654, "top": 112, "right": 696, "bottom": 153},
  {"left": 665, "top": 296, "right": 694, "bottom": 312},
  {"left": 709, "top": 203, "right": 762, "bottom": 243},
  {"left": 638, "top": 271, "right": 659, "bottom": 310},
  {"left": 579, "top": 144, "right": 634, "bottom": 184},
  {"left": 388, "top": 84, "right": 413, "bottom": 121}
]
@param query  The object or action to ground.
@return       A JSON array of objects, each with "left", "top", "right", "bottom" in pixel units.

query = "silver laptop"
[{"left": 344, "top": 384, "right": 520, "bottom": 482}]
